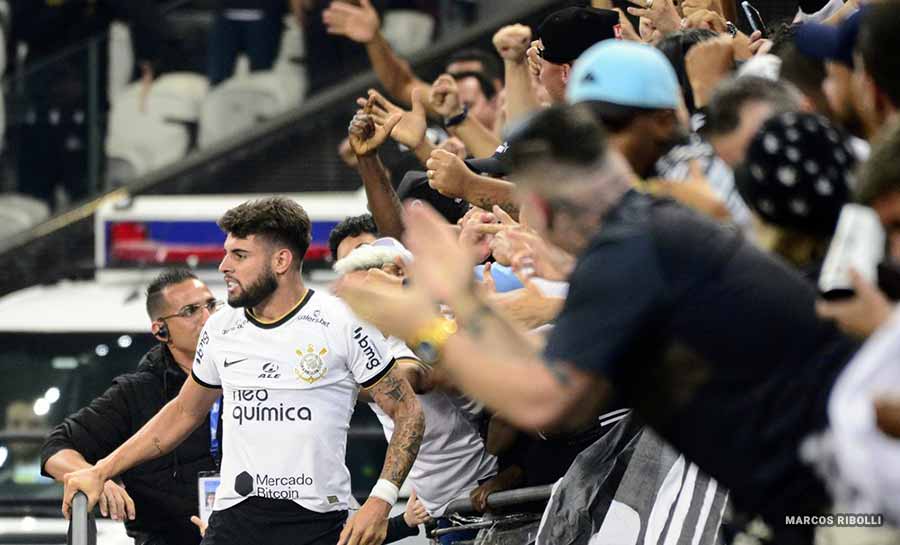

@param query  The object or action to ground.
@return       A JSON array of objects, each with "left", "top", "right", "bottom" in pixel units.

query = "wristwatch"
[
  {"left": 444, "top": 105, "right": 469, "bottom": 129},
  {"left": 410, "top": 318, "right": 458, "bottom": 364}
]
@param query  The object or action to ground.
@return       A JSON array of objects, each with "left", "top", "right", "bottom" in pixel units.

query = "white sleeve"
[
  {"left": 346, "top": 319, "right": 396, "bottom": 389},
  {"left": 386, "top": 336, "right": 419, "bottom": 362},
  {"left": 191, "top": 324, "right": 222, "bottom": 388}
]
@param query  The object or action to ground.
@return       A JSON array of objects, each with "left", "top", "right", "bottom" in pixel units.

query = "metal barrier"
[
  {"left": 67, "top": 492, "right": 96, "bottom": 545},
  {"left": 444, "top": 485, "right": 552, "bottom": 516},
  {"left": 435, "top": 485, "right": 553, "bottom": 544}
]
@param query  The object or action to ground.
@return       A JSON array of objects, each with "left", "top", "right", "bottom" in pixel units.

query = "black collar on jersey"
[{"left": 244, "top": 289, "right": 314, "bottom": 329}]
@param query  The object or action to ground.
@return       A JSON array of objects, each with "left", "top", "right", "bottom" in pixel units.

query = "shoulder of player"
[
  {"left": 306, "top": 290, "right": 364, "bottom": 327},
  {"left": 203, "top": 304, "right": 244, "bottom": 336}
]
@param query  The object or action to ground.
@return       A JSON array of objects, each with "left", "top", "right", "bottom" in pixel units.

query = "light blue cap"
[{"left": 566, "top": 40, "right": 681, "bottom": 110}]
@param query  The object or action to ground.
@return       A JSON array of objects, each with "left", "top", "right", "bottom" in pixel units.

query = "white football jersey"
[
  {"left": 369, "top": 338, "right": 498, "bottom": 517},
  {"left": 192, "top": 289, "right": 394, "bottom": 513}
]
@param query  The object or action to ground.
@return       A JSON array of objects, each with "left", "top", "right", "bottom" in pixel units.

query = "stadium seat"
[
  {"left": 0, "top": 193, "right": 49, "bottom": 239},
  {"left": 105, "top": 74, "right": 208, "bottom": 187},
  {"left": 382, "top": 10, "right": 435, "bottom": 57},
  {"left": 279, "top": 15, "right": 306, "bottom": 67},
  {"left": 198, "top": 73, "right": 290, "bottom": 148},
  {"left": 198, "top": 16, "right": 307, "bottom": 149},
  {"left": 108, "top": 22, "right": 134, "bottom": 100},
  {"left": 112, "top": 72, "right": 210, "bottom": 122}
]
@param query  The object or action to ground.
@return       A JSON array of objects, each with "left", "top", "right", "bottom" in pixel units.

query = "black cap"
[
  {"left": 538, "top": 7, "right": 620, "bottom": 65},
  {"left": 734, "top": 112, "right": 854, "bottom": 237},
  {"left": 464, "top": 144, "right": 512, "bottom": 178},
  {"left": 396, "top": 171, "right": 470, "bottom": 224}
]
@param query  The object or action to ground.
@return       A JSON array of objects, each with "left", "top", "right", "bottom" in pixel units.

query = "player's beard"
[{"left": 229, "top": 264, "right": 278, "bottom": 309}]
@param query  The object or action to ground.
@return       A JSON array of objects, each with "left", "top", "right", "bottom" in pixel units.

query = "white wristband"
[{"left": 370, "top": 478, "right": 400, "bottom": 506}]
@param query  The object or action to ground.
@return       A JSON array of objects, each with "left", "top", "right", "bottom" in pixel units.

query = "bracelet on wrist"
[{"left": 444, "top": 105, "right": 469, "bottom": 128}]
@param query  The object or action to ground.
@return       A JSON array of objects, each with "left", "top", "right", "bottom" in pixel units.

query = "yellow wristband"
[{"left": 410, "top": 318, "right": 458, "bottom": 364}]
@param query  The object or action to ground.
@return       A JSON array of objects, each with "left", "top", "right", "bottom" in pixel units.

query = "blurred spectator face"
[
  {"left": 539, "top": 60, "right": 569, "bottom": 104},
  {"left": 711, "top": 101, "right": 777, "bottom": 167},
  {"left": 336, "top": 232, "right": 377, "bottom": 261},
  {"left": 155, "top": 278, "right": 217, "bottom": 357},
  {"left": 850, "top": 51, "right": 897, "bottom": 141},
  {"left": 447, "top": 59, "right": 485, "bottom": 75},
  {"left": 823, "top": 62, "right": 866, "bottom": 138},
  {"left": 456, "top": 75, "right": 499, "bottom": 130}
]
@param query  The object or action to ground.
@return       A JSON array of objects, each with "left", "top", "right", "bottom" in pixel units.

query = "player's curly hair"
[{"left": 218, "top": 197, "right": 311, "bottom": 270}]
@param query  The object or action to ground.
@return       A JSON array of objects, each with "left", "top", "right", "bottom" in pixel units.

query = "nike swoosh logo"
[{"left": 224, "top": 358, "right": 248, "bottom": 368}]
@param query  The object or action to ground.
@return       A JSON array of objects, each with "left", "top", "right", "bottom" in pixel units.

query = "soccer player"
[{"left": 62, "top": 197, "right": 425, "bottom": 545}]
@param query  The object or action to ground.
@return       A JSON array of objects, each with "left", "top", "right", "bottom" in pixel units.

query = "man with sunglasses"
[{"left": 41, "top": 268, "right": 222, "bottom": 545}]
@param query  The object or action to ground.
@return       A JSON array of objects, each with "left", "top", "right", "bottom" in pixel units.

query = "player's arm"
[
  {"left": 60, "top": 378, "right": 220, "bottom": 518},
  {"left": 369, "top": 365, "right": 425, "bottom": 489},
  {"left": 358, "top": 358, "right": 432, "bottom": 402},
  {"left": 394, "top": 358, "right": 434, "bottom": 394},
  {"left": 339, "top": 364, "right": 424, "bottom": 545}
]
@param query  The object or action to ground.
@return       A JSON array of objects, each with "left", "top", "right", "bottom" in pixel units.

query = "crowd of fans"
[
  {"left": 37, "top": 0, "right": 900, "bottom": 544},
  {"left": 326, "top": 0, "right": 900, "bottom": 542}
]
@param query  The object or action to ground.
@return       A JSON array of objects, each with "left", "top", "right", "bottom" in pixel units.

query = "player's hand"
[
  {"left": 98, "top": 480, "right": 135, "bottom": 521},
  {"left": 190, "top": 516, "right": 208, "bottom": 537},
  {"left": 62, "top": 467, "right": 105, "bottom": 520},
  {"left": 338, "top": 496, "right": 391, "bottom": 545}
]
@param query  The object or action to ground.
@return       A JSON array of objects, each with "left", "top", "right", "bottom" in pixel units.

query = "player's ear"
[{"left": 272, "top": 248, "right": 293, "bottom": 275}]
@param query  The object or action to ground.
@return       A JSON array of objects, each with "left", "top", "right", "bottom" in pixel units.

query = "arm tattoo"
[
  {"left": 372, "top": 371, "right": 425, "bottom": 487},
  {"left": 380, "top": 374, "right": 407, "bottom": 403},
  {"left": 152, "top": 437, "right": 164, "bottom": 456}
]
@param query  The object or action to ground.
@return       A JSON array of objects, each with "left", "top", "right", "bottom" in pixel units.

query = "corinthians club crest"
[{"left": 295, "top": 345, "right": 328, "bottom": 383}]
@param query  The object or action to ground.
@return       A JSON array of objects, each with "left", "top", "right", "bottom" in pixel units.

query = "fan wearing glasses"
[{"left": 41, "top": 268, "right": 222, "bottom": 545}]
